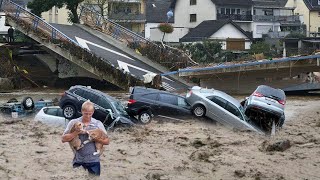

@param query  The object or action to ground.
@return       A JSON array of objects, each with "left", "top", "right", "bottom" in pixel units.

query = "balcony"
[
  {"left": 253, "top": 15, "right": 300, "bottom": 23},
  {"left": 108, "top": 12, "right": 146, "bottom": 22},
  {"left": 217, "top": 14, "right": 252, "bottom": 21}
]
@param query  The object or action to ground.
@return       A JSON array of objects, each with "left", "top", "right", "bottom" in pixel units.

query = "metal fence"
[
  {"left": 2, "top": 0, "right": 143, "bottom": 88},
  {"left": 2, "top": 0, "right": 79, "bottom": 46}
]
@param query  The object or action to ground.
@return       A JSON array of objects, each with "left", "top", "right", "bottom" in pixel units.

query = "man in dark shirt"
[{"left": 8, "top": 26, "right": 14, "bottom": 42}]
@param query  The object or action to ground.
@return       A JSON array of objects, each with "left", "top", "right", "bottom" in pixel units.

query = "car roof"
[
  {"left": 131, "top": 86, "right": 161, "bottom": 94},
  {"left": 192, "top": 87, "right": 241, "bottom": 107},
  {"left": 70, "top": 85, "right": 120, "bottom": 103},
  {"left": 132, "top": 86, "right": 185, "bottom": 98}
]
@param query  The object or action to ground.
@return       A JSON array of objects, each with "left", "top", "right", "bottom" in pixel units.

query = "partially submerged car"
[
  {"left": 34, "top": 106, "right": 68, "bottom": 127},
  {"left": 59, "top": 85, "right": 136, "bottom": 129},
  {"left": 186, "top": 86, "right": 263, "bottom": 133},
  {"left": 126, "top": 86, "right": 192, "bottom": 123},
  {"left": 0, "top": 97, "right": 54, "bottom": 116},
  {"left": 243, "top": 85, "right": 286, "bottom": 132}
]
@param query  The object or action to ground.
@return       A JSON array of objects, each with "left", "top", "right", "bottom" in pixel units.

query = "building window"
[
  {"left": 231, "top": 8, "right": 235, "bottom": 14},
  {"left": 236, "top": 9, "right": 241, "bottom": 14},
  {"left": 318, "top": 27, "right": 320, "bottom": 32},
  {"left": 318, "top": 0, "right": 320, "bottom": 5},
  {"left": 190, "top": 0, "right": 196, "bottom": 5},
  {"left": 55, "top": 7, "right": 59, "bottom": 15},
  {"left": 318, "top": 12, "right": 320, "bottom": 16},
  {"left": 49, "top": 9, "right": 52, "bottom": 15},
  {"left": 221, "top": 8, "right": 225, "bottom": 14},
  {"left": 226, "top": 8, "right": 230, "bottom": 14},
  {"left": 264, "top": 9, "right": 273, "bottom": 16},
  {"left": 190, "top": 14, "right": 197, "bottom": 22}
]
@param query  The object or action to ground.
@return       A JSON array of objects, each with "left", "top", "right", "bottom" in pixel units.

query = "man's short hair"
[{"left": 81, "top": 100, "right": 94, "bottom": 111}]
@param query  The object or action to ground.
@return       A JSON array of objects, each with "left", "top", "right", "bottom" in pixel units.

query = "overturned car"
[{"left": 0, "top": 97, "right": 54, "bottom": 116}]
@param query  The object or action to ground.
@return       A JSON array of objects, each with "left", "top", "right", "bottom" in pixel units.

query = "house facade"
[
  {"left": 252, "top": 0, "right": 303, "bottom": 38},
  {"left": 180, "top": 20, "right": 253, "bottom": 50},
  {"left": 108, "top": 0, "right": 146, "bottom": 34},
  {"left": 286, "top": 0, "right": 320, "bottom": 37},
  {"left": 163, "top": 0, "right": 302, "bottom": 43},
  {"left": 41, "top": 6, "right": 70, "bottom": 25}
]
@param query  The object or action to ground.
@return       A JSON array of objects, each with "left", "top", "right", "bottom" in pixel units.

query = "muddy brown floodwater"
[{"left": 0, "top": 90, "right": 320, "bottom": 180}]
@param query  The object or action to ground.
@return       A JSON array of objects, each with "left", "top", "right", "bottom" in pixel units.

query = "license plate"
[{"left": 265, "top": 97, "right": 277, "bottom": 103}]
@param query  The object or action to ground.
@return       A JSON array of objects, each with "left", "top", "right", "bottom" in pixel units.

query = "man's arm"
[
  {"left": 61, "top": 131, "right": 80, "bottom": 143},
  {"left": 61, "top": 120, "right": 79, "bottom": 143}
]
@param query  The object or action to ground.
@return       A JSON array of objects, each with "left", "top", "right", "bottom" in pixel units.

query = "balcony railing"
[
  {"left": 253, "top": 15, "right": 300, "bottom": 22},
  {"left": 108, "top": 12, "right": 146, "bottom": 22},
  {"left": 217, "top": 13, "right": 252, "bottom": 21},
  {"left": 266, "top": 31, "right": 320, "bottom": 38}
]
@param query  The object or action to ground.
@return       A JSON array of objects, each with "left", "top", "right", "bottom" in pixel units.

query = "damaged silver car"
[
  {"left": 243, "top": 85, "right": 286, "bottom": 133},
  {"left": 186, "top": 86, "right": 263, "bottom": 134}
]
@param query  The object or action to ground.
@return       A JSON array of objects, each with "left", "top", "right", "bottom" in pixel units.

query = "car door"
[
  {"left": 177, "top": 96, "right": 192, "bottom": 118},
  {"left": 73, "top": 88, "right": 86, "bottom": 114},
  {"left": 139, "top": 93, "right": 159, "bottom": 114},
  {"left": 224, "top": 102, "right": 249, "bottom": 129},
  {"left": 42, "top": 107, "right": 66, "bottom": 126},
  {"left": 207, "top": 96, "right": 229, "bottom": 125},
  {"left": 158, "top": 93, "right": 184, "bottom": 118}
]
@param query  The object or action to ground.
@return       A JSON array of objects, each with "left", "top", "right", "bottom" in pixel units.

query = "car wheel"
[
  {"left": 22, "top": 97, "right": 34, "bottom": 110},
  {"left": 193, "top": 105, "right": 206, "bottom": 117},
  {"left": 63, "top": 105, "right": 76, "bottom": 119},
  {"left": 138, "top": 111, "right": 152, "bottom": 124}
]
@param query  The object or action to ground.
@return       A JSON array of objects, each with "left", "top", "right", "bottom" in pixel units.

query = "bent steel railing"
[
  {"left": 2, "top": 0, "right": 143, "bottom": 89},
  {"left": 3, "top": 0, "right": 79, "bottom": 46},
  {"left": 79, "top": 5, "right": 197, "bottom": 70}
]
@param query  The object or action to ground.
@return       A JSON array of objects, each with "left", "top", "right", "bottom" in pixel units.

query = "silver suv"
[
  {"left": 186, "top": 86, "right": 262, "bottom": 133},
  {"left": 244, "top": 85, "right": 286, "bottom": 130}
]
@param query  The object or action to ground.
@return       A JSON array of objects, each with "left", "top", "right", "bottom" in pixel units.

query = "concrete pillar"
[{"left": 298, "top": 40, "right": 302, "bottom": 49}]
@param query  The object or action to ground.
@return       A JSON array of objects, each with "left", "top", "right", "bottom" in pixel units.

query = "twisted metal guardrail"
[
  {"left": 79, "top": 5, "right": 197, "bottom": 70},
  {"left": 2, "top": 0, "right": 143, "bottom": 89},
  {"left": 2, "top": 0, "right": 79, "bottom": 46}
]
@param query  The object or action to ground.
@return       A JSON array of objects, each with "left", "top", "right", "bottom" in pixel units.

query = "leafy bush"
[
  {"left": 249, "top": 41, "right": 270, "bottom": 55},
  {"left": 158, "top": 23, "right": 174, "bottom": 33},
  {"left": 285, "top": 32, "right": 306, "bottom": 39}
]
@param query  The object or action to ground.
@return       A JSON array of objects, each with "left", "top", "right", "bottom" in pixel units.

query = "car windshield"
[
  {"left": 239, "top": 105, "right": 250, "bottom": 121},
  {"left": 111, "top": 100, "right": 128, "bottom": 116}
]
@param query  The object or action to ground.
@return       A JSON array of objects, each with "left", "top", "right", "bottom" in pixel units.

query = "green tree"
[
  {"left": 249, "top": 41, "right": 270, "bottom": 55},
  {"left": 285, "top": 32, "right": 306, "bottom": 39},
  {"left": 28, "top": 0, "right": 84, "bottom": 23}
]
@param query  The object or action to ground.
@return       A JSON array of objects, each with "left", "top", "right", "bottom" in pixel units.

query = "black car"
[
  {"left": 126, "top": 86, "right": 192, "bottom": 124},
  {"left": 59, "top": 85, "right": 135, "bottom": 128}
]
